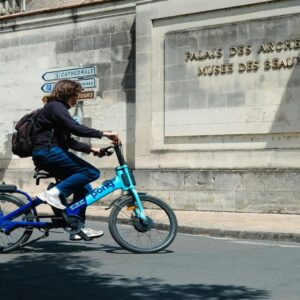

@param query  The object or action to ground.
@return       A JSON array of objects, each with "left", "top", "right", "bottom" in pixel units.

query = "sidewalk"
[{"left": 37, "top": 204, "right": 300, "bottom": 243}]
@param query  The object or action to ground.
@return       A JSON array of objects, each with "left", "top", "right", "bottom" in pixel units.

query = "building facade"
[{"left": 1, "top": 0, "right": 300, "bottom": 213}]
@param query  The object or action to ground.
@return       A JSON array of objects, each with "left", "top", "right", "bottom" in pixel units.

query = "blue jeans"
[{"left": 32, "top": 147, "right": 100, "bottom": 220}]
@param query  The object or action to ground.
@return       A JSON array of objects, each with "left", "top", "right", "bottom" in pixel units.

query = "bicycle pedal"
[{"left": 77, "top": 230, "right": 92, "bottom": 241}]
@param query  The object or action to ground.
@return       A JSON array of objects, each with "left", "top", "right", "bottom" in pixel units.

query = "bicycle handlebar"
[{"left": 96, "top": 144, "right": 126, "bottom": 166}]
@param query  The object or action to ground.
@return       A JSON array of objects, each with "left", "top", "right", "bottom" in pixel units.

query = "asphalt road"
[{"left": 0, "top": 221, "right": 299, "bottom": 300}]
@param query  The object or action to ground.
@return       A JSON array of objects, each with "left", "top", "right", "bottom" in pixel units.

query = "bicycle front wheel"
[
  {"left": 0, "top": 194, "right": 33, "bottom": 253},
  {"left": 109, "top": 194, "right": 178, "bottom": 253}
]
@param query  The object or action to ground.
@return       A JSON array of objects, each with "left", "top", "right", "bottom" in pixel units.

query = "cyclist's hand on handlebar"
[
  {"left": 90, "top": 147, "right": 114, "bottom": 157},
  {"left": 102, "top": 131, "right": 121, "bottom": 145},
  {"left": 90, "top": 147, "right": 105, "bottom": 157}
]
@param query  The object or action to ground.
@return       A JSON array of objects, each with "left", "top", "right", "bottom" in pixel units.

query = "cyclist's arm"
[
  {"left": 50, "top": 102, "right": 103, "bottom": 138},
  {"left": 67, "top": 136, "right": 92, "bottom": 154}
]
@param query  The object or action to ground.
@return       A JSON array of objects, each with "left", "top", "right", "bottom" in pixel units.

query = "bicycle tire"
[
  {"left": 0, "top": 194, "right": 34, "bottom": 253},
  {"left": 109, "top": 194, "right": 178, "bottom": 253}
]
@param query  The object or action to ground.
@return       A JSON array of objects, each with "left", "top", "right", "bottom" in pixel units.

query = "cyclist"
[{"left": 32, "top": 79, "right": 120, "bottom": 240}]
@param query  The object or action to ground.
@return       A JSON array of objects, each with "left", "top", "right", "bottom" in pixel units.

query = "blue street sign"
[
  {"left": 42, "top": 66, "right": 97, "bottom": 81},
  {"left": 41, "top": 83, "right": 54, "bottom": 93},
  {"left": 41, "top": 78, "right": 97, "bottom": 93}
]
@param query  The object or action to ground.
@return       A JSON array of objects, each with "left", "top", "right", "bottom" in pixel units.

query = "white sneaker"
[
  {"left": 70, "top": 227, "right": 104, "bottom": 241},
  {"left": 37, "top": 191, "right": 66, "bottom": 210}
]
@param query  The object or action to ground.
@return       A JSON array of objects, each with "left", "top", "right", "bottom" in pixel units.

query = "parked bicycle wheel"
[
  {"left": 0, "top": 194, "right": 33, "bottom": 253},
  {"left": 109, "top": 194, "right": 178, "bottom": 253}
]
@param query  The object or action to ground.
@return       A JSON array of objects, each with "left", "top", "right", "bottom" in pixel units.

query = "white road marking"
[{"left": 230, "top": 240, "right": 300, "bottom": 248}]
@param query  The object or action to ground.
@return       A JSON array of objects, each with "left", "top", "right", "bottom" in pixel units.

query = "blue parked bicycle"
[{"left": 0, "top": 144, "right": 177, "bottom": 253}]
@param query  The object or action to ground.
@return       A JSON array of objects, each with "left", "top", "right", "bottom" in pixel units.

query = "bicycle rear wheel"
[
  {"left": 109, "top": 194, "right": 178, "bottom": 253},
  {"left": 0, "top": 194, "right": 33, "bottom": 253}
]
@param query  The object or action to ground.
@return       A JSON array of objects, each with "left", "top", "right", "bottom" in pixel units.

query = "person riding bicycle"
[{"left": 32, "top": 79, "right": 120, "bottom": 240}]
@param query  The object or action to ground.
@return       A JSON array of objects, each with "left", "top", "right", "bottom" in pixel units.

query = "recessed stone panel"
[{"left": 164, "top": 15, "right": 300, "bottom": 137}]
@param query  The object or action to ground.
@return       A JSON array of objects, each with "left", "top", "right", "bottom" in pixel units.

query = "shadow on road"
[{"left": 0, "top": 242, "right": 270, "bottom": 300}]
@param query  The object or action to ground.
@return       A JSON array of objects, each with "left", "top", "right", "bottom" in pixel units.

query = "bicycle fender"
[{"left": 105, "top": 192, "right": 147, "bottom": 210}]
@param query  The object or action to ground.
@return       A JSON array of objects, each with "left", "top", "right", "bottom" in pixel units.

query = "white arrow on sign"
[
  {"left": 41, "top": 78, "right": 97, "bottom": 93},
  {"left": 42, "top": 66, "right": 97, "bottom": 81}
]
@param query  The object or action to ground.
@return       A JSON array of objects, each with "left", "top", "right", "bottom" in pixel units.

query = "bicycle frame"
[{"left": 0, "top": 146, "right": 146, "bottom": 233}]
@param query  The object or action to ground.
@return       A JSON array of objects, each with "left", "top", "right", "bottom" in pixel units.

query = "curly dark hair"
[{"left": 44, "top": 80, "right": 82, "bottom": 104}]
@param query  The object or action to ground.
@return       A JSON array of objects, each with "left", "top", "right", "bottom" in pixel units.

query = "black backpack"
[{"left": 12, "top": 109, "right": 42, "bottom": 158}]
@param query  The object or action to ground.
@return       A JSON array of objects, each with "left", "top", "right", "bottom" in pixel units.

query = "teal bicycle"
[{"left": 0, "top": 144, "right": 178, "bottom": 253}]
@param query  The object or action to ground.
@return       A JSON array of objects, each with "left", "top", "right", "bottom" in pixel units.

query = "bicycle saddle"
[
  {"left": 0, "top": 184, "right": 17, "bottom": 193},
  {"left": 33, "top": 168, "right": 55, "bottom": 185}
]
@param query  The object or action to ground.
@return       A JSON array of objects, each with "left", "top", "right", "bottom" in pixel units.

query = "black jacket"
[{"left": 32, "top": 100, "right": 103, "bottom": 153}]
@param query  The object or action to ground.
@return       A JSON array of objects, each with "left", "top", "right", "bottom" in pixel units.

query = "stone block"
[
  {"left": 181, "top": 80, "right": 201, "bottom": 95},
  {"left": 99, "top": 48, "right": 112, "bottom": 63},
  {"left": 80, "top": 24, "right": 100, "bottom": 36},
  {"left": 265, "top": 17, "right": 290, "bottom": 39},
  {"left": 237, "top": 22, "right": 249, "bottom": 41},
  {"left": 73, "top": 37, "right": 93, "bottom": 52},
  {"left": 189, "top": 93, "right": 208, "bottom": 109},
  {"left": 99, "top": 63, "right": 112, "bottom": 77},
  {"left": 166, "top": 95, "right": 189, "bottom": 110},
  {"left": 110, "top": 46, "right": 126, "bottom": 62},
  {"left": 135, "top": 170, "right": 185, "bottom": 191},
  {"left": 249, "top": 20, "right": 266, "bottom": 39},
  {"left": 99, "top": 76, "right": 123, "bottom": 91},
  {"left": 93, "top": 34, "right": 111, "bottom": 49},
  {"left": 242, "top": 172, "right": 267, "bottom": 191},
  {"left": 10, "top": 37, "right": 19, "bottom": 47},
  {"left": 136, "top": 52, "right": 150, "bottom": 69},
  {"left": 284, "top": 171, "right": 300, "bottom": 191},
  {"left": 289, "top": 15, "right": 300, "bottom": 36},
  {"left": 102, "top": 90, "right": 118, "bottom": 103},
  {"left": 208, "top": 93, "right": 226, "bottom": 108},
  {"left": 55, "top": 39, "right": 74, "bottom": 54},
  {"left": 235, "top": 191, "right": 300, "bottom": 214},
  {"left": 112, "top": 61, "right": 131, "bottom": 76},
  {"left": 169, "top": 190, "right": 236, "bottom": 211},
  {"left": 210, "top": 171, "right": 244, "bottom": 191},
  {"left": 165, "top": 65, "right": 185, "bottom": 82},
  {"left": 136, "top": 36, "right": 151, "bottom": 54},
  {"left": 226, "top": 92, "right": 245, "bottom": 107},
  {"left": 101, "top": 23, "right": 116, "bottom": 35},
  {"left": 0, "top": 38, "right": 10, "bottom": 48},
  {"left": 111, "top": 32, "right": 131, "bottom": 47},
  {"left": 115, "top": 16, "right": 134, "bottom": 33},
  {"left": 183, "top": 171, "right": 213, "bottom": 191},
  {"left": 165, "top": 81, "right": 181, "bottom": 96}
]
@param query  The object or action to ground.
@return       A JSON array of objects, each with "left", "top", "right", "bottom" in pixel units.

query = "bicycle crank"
[{"left": 62, "top": 214, "right": 84, "bottom": 234}]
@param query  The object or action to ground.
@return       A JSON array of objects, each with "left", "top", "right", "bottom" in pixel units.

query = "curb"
[
  {"left": 86, "top": 215, "right": 300, "bottom": 243},
  {"left": 177, "top": 225, "right": 300, "bottom": 243}
]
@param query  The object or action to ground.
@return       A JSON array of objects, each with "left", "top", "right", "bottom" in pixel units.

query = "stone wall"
[
  {"left": 134, "top": 0, "right": 300, "bottom": 213},
  {"left": 135, "top": 169, "right": 300, "bottom": 213},
  {"left": 0, "top": 0, "right": 136, "bottom": 193},
  {"left": 1, "top": 0, "right": 300, "bottom": 214}
]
